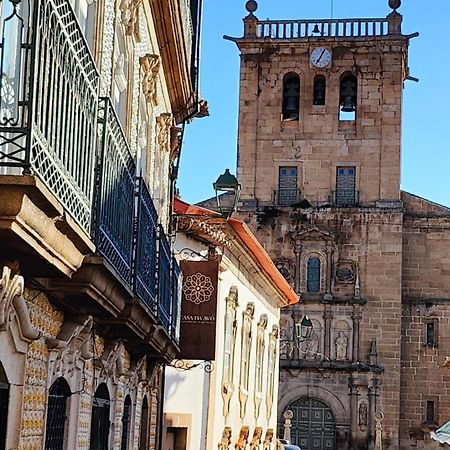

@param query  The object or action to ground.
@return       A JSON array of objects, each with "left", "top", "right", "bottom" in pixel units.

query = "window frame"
[{"left": 282, "top": 72, "right": 300, "bottom": 121}]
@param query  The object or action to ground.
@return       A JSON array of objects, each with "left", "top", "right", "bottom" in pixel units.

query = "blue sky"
[{"left": 178, "top": 0, "right": 450, "bottom": 207}]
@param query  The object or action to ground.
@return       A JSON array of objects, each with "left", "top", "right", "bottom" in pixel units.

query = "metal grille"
[
  {"left": 158, "top": 225, "right": 172, "bottom": 329},
  {"left": 336, "top": 166, "right": 356, "bottom": 207},
  {"left": 0, "top": 383, "right": 8, "bottom": 450},
  {"left": 290, "top": 398, "right": 336, "bottom": 450},
  {"left": 134, "top": 178, "right": 158, "bottom": 314},
  {"left": 44, "top": 379, "right": 70, "bottom": 450},
  {"left": 120, "top": 397, "right": 131, "bottom": 450},
  {"left": 90, "top": 397, "right": 110, "bottom": 450},
  {"left": 96, "top": 97, "right": 135, "bottom": 285},
  {"left": 278, "top": 167, "right": 298, "bottom": 206},
  {"left": 171, "top": 258, "right": 182, "bottom": 342},
  {"left": 0, "top": 0, "right": 99, "bottom": 234}
]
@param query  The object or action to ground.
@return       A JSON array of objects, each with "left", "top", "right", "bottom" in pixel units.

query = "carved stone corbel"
[
  {"left": 119, "top": 0, "right": 143, "bottom": 40},
  {"left": 263, "top": 429, "right": 274, "bottom": 450},
  {"left": 170, "top": 126, "right": 183, "bottom": 164},
  {"left": 140, "top": 54, "right": 160, "bottom": 105},
  {"left": 157, "top": 113, "right": 173, "bottom": 153},
  {"left": 218, "top": 427, "right": 232, "bottom": 450},
  {"left": 250, "top": 427, "right": 263, "bottom": 450},
  {"left": 0, "top": 266, "right": 41, "bottom": 341},
  {"left": 235, "top": 426, "right": 249, "bottom": 450}
]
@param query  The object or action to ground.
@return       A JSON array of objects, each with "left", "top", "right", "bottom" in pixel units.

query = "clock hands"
[{"left": 315, "top": 48, "right": 327, "bottom": 65}]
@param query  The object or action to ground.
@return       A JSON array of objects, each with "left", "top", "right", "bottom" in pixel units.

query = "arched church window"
[
  {"left": 282, "top": 73, "right": 300, "bottom": 121},
  {"left": 44, "top": 377, "right": 71, "bottom": 450},
  {"left": 307, "top": 257, "right": 321, "bottom": 293},
  {"left": 0, "top": 362, "right": 9, "bottom": 450},
  {"left": 313, "top": 75, "right": 326, "bottom": 105},
  {"left": 339, "top": 73, "right": 357, "bottom": 121},
  {"left": 120, "top": 395, "right": 132, "bottom": 450},
  {"left": 90, "top": 383, "right": 110, "bottom": 450}
]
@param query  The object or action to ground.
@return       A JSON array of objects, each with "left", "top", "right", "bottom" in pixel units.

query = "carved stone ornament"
[
  {"left": 235, "top": 426, "right": 249, "bottom": 450},
  {"left": 170, "top": 126, "right": 182, "bottom": 164},
  {"left": 157, "top": 113, "right": 173, "bottom": 153},
  {"left": 104, "top": 340, "right": 132, "bottom": 381},
  {"left": 119, "top": 0, "right": 143, "bottom": 40},
  {"left": 375, "top": 411, "right": 384, "bottom": 450},
  {"left": 275, "top": 258, "right": 294, "bottom": 282},
  {"left": 335, "top": 261, "right": 356, "bottom": 284},
  {"left": 139, "top": 54, "right": 160, "bottom": 105},
  {"left": 218, "top": 427, "right": 232, "bottom": 450},
  {"left": 250, "top": 427, "right": 263, "bottom": 450},
  {"left": 0, "top": 266, "right": 41, "bottom": 341},
  {"left": 335, "top": 331, "right": 348, "bottom": 360},
  {"left": 359, "top": 401, "right": 368, "bottom": 429},
  {"left": 266, "top": 325, "right": 279, "bottom": 420},
  {"left": 263, "top": 429, "right": 274, "bottom": 450},
  {"left": 254, "top": 314, "right": 268, "bottom": 420}
]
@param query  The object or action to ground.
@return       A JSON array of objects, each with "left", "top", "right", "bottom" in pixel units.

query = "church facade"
[{"left": 225, "top": 1, "right": 450, "bottom": 449}]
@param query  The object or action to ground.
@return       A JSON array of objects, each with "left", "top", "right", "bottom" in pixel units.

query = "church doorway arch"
[{"left": 289, "top": 397, "right": 336, "bottom": 450}]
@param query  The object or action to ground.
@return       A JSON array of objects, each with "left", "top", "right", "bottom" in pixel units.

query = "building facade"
[
  {"left": 163, "top": 199, "right": 297, "bottom": 450},
  {"left": 224, "top": 1, "right": 450, "bottom": 450},
  {"left": 0, "top": 0, "right": 202, "bottom": 448}
]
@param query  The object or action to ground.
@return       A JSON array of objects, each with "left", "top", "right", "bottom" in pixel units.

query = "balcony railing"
[
  {"left": 257, "top": 18, "right": 390, "bottom": 40},
  {"left": 171, "top": 258, "right": 182, "bottom": 342},
  {"left": 331, "top": 190, "right": 360, "bottom": 207},
  {"left": 134, "top": 177, "right": 158, "bottom": 313},
  {"left": 274, "top": 189, "right": 302, "bottom": 207},
  {"left": 96, "top": 97, "right": 135, "bottom": 286},
  {"left": 0, "top": 0, "right": 99, "bottom": 234},
  {"left": 158, "top": 225, "right": 172, "bottom": 330}
]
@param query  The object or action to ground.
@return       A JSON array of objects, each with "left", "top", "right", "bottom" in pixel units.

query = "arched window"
[
  {"left": 313, "top": 75, "right": 326, "bottom": 105},
  {"left": 120, "top": 395, "right": 132, "bottom": 450},
  {"left": 339, "top": 73, "right": 357, "bottom": 121},
  {"left": 44, "top": 377, "right": 71, "bottom": 450},
  {"left": 139, "top": 396, "right": 149, "bottom": 450},
  {"left": 282, "top": 73, "right": 300, "bottom": 121},
  {"left": 307, "top": 257, "right": 321, "bottom": 293},
  {"left": 90, "top": 383, "right": 110, "bottom": 450},
  {"left": 0, "top": 362, "right": 9, "bottom": 450}
]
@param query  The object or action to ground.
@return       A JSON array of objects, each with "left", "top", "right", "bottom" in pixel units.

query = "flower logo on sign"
[{"left": 183, "top": 272, "right": 214, "bottom": 305}]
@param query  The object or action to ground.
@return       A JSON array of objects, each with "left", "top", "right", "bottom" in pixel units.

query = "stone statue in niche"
[
  {"left": 359, "top": 402, "right": 368, "bottom": 429},
  {"left": 305, "top": 332, "right": 319, "bottom": 358},
  {"left": 335, "top": 331, "right": 348, "bottom": 360}
]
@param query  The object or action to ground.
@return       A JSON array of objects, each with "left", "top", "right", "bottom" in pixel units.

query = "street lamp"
[
  {"left": 213, "top": 169, "right": 241, "bottom": 217},
  {"left": 295, "top": 315, "right": 313, "bottom": 342}
]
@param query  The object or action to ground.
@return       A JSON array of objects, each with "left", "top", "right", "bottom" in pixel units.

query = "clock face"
[{"left": 310, "top": 47, "right": 332, "bottom": 68}]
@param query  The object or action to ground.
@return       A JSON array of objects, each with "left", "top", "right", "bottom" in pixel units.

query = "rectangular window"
[
  {"left": 278, "top": 167, "right": 298, "bottom": 206},
  {"left": 424, "top": 320, "right": 438, "bottom": 347},
  {"left": 336, "top": 166, "right": 356, "bottom": 207},
  {"left": 425, "top": 400, "right": 437, "bottom": 424}
]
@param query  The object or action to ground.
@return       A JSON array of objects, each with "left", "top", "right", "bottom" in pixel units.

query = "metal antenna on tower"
[{"left": 330, "top": 0, "right": 334, "bottom": 19}]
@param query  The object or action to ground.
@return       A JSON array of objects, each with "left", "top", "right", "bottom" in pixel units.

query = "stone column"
[
  {"left": 352, "top": 305, "right": 362, "bottom": 362},
  {"left": 324, "top": 243, "right": 333, "bottom": 301},
  {"left": 349, "top": 376, "right": 359, "bottom": 450},
  {"left": 323, "top": 307, "right": 333, "bottom": 359},
  {"left": 368, "top": 377, "right": 380, "bottom": 450},
  {"left": 294, "top": 243, "right": 302, "bottom": 294}
]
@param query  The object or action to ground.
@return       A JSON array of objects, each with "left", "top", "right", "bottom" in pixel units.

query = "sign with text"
[{"left": 180, "top": 260, "right": 219, "bottom": 360}]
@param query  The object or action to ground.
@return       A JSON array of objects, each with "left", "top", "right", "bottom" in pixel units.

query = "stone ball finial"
[
  {"left": 245, "top": 0, "right": 258, "bottom": 14},
  {"left": 284, "top": 410, "right": 294, "bottom": 420},
  {"left": 388, "top": 0, "right": 401, "bottom": 10}
]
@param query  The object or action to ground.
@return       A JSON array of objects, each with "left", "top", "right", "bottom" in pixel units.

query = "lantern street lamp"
[
  {"left": 295, "top": 315, "right": 313, "bottom": 342},
  {"left": 213, "top": 169, "right": 241, "bottom": 217}
]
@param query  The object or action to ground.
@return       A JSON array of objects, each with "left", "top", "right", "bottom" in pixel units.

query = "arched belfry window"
[
  {"left": 90, "top": 383, "right": 110, "bottom": 450},
  {"left": 307, "top": 257, "right": 321, "bottom": 293},
  {"left": 0, "top": 362, "right": 9, "bottom": 450},
  {"left": 313, "top": 75, "right": 326, "bottom": 105},
  {"left": 282, "top": 73, "right": 300, "bottom": 121},
  {"left": 44, "top": 377, "right": 71, "bottom": 450},
  {"left": 339, "top": 73, "right": 357, "bottom": 121}
]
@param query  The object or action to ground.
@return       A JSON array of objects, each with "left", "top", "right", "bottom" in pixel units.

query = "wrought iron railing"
[
  {"left": 274, "top": 189, "right": 302, "bottom": 207},
  {"left": 95, "top": 97, "right": 135, "bottom": 286},
  {"left": 257, "top": 18, "right": 390, "bottom": 39},
  {"left": 331, "top": 190, "right": 360, "bottom": 207},
  {"left": 158, "top": 225, "right": 172, "bottom": 330},
  {"left": 0, "top": 0, "right": 99, "bottom": 234},
  {"left": 134, "top": 178, "right": 158, "bottom": 314},
  {"left": 171, "top": 258, "right": 182, "bottom": 342}
]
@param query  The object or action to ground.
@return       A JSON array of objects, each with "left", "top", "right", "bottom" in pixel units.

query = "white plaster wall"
[{"left": 167, "top": 233, "right": 282, "bottom": 448}]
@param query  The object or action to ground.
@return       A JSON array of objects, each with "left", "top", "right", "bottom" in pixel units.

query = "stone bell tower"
[{"left": 226, "top": 1, "right": 418, "bottom": 449}]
